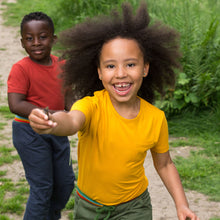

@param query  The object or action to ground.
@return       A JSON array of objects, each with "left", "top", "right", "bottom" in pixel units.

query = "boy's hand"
[{"left": 29, "top": 108, "right": 57, "bottom": 134}]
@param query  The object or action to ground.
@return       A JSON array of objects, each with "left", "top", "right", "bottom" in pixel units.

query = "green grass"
[
  {"left": 0, "top": 171, "right": 7, "bottom": 177},
  {"left": 0, "top": 216, "right": 11, "bottom": 220},
  {"left": 0, "top": 178, "right": 28, "bottom": 215},
  {"left": 175, "top": 153, "right": 219, "bottom": 201},
  {"left": 0, "top": 122, "right": 7, "bottom": 130},
  {"left": 0, "top": 106, "right": 14, "bottom": 120},
  {"left": 0, "top": 106, "right": 27, "bottom": 217},
  {"left": 168, "top": 109, "right": 220, "bottom": 201},
  {"left": 0, "top": 104, "right": 78, "bottom": 219},
  {"left": 2, "top": 0, "right": 134, "bottom": 33},
  {"left": 0, "top": 146, "right": 19, "bottom": 166}
]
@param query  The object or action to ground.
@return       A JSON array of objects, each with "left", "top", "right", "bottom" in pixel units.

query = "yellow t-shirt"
[{"left": 71, "top": 89, "right": 169, "bottom": 205}]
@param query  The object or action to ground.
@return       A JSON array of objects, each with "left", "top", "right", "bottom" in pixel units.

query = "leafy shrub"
[
  {"left": 3, "top": 0, "right": 220, "bottom": 113},
  {"left": 149, "top": 0, "right": 220, "bottom": 113}
]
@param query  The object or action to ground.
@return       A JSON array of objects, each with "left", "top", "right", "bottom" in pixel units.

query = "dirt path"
[{"left": 0, "top": 1, "right": 220, "bottom": 219}]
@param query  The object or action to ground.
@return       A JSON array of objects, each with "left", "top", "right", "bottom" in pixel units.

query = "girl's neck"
[{"left": 111, "top": 97, "right": 140, "bottom": 119}]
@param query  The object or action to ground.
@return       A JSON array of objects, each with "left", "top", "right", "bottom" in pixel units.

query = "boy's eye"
[
  {"left": 40, "top": 35, "right": 47, "bottom": 40},
  {"left": 26, "top": 37, "right": 33, "bottom": 41}
]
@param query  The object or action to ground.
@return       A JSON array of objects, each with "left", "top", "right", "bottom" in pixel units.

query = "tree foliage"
[{"left": 3, "top": 0, "right": 220, "bottom": 113}]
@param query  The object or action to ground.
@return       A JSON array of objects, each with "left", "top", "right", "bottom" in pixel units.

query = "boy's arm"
[
  {"left": 8, "top": 93, "right": 38, "bottom": 118},
  {"left": 151, "top": 150, "right": 199, "bottom": 220},
  {"left": 29, "top": 108, "right": 85, "bottom": 136},
  {"left": 8, "top": 93, "right": 64, "bottom": 118}
]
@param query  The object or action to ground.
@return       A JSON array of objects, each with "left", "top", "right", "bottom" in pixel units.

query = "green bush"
[
  {"left": 149, "top": 0, "right": 220, "bottom": 112},
  {"left": 3, "top": 0, "right": 220, "bottom": 113},
  {"left": 2, "top": 0, "right": 139, "bottom": 32}
]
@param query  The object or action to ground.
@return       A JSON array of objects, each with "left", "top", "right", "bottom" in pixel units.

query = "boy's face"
[
  {"left": 98, "top": 37, "right": 149, "bottom": 108},
  {"left": 21, "top": 20, "right": 57, "bottom": 65}
]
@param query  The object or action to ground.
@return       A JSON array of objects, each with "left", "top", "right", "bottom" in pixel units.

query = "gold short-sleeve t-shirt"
[{"left": 71, "top": 89, "right": 169, "bottom": 205}]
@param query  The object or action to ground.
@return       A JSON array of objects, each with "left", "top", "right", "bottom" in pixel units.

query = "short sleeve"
[
  {"left": 7, "top": 64, "right": 29, "bottom": 94},
  {"left": 71, "top": 97, "right": 94, "bottom": 131},
  {"left": 151, "top": 112, "right": 169, "bottom": 153}
]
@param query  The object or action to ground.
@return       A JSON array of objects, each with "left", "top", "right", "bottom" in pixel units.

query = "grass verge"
[
  {"left": 0, "top": 106, "right": 29, "bottom": 218},
  {"left": 0, "top": 105, "right": 78, "bottom": 219},
  {"left": 168, "top": 108, "right": 220, "bottom": 201}
]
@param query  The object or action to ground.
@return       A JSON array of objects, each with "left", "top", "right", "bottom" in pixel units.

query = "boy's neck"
[{"left": 29, "top": 56, "right": 52, "bottom": 66}]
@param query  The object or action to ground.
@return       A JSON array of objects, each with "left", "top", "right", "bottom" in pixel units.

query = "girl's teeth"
[{"left": 115, "top": 84, "right": 129, "bottom": 88}]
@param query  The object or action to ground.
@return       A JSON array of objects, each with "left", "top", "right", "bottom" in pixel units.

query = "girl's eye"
[
  {"left": 107, "top": 64, "right": 115, "bottom": 69},
  {"left": 127, "top": 63, "right": 135, "bottom": 67}
]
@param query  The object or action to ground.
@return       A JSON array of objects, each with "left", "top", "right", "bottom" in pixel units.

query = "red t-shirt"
[{"left": 7, "top": 55, "right": 65, "bottom": 110}]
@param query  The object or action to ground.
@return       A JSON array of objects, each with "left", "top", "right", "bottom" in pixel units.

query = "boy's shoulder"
[
  {"left": 50, "top": 54, "right": 59, "bottom": 61},
  {"left": 14, "top": 55, "right": 61, "bottom": 67},
  {"left": 15, "top": 56, "right": 30, "bottom": 65}
]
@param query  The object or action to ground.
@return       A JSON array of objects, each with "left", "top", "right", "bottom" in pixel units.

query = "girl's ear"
[
  {"left": 97, "top": 68, "right": 102, "bottom": 80},
  {"left": 143, "top": 63, "right": 150, "bottom": 77}
]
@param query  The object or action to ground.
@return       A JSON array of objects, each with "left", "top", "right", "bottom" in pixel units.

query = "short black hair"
[
  {"left": 20, "top": 12, "right": 54, "bottom": 34},
  {"left": 60, "top": 1, "right": 181, "bottom": 104}
]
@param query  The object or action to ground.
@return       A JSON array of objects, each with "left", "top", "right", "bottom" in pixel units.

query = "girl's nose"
[{"left": 115, "top": 67, "right": 127, "bottom": 78}]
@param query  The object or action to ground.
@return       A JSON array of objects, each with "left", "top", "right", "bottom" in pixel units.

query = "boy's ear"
[
  {"left": 53, "top": 35, "right": 58, "bottom": 44},
  {"left": 20, "top": 38, "right": 25, "bottom": 48},
  {"left": 143, "top": 63, "right": 150, "bottom": 77}
]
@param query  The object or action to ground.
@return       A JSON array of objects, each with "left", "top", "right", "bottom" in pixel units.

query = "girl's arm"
[
  {"left": 151, "top": 150, "right": 200, "bottom": 220},
  {"left": 29, "top": 108, "right": 85, "bottom": 136}
]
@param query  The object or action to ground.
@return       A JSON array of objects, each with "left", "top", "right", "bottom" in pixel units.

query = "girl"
[{"left": 29, "top": 2, "right": 199, "bottom": 220}]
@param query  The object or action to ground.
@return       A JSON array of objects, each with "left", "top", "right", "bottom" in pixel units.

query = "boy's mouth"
[{"left": 32, "top": 49, "right": 43, "bottom": 55}]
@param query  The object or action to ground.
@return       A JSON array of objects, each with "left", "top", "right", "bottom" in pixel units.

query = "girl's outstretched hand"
[
  {"left": 177, "top": 205, "right": 200, "bottom": 220},
  {"left": 29, "top": 108, "right": 57, "bottom": 134}
]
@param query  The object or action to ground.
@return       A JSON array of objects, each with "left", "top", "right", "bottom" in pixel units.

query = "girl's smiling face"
[{"left": 98, "top": 37, "right": 149, "bottom": 108}]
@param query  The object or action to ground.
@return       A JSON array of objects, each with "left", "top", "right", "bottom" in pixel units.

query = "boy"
[{"left": 7, "top": 12, "right": 75, "bottom": 220}]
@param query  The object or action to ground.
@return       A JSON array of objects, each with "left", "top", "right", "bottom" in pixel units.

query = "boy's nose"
[{"left": 33, "top": 38, "right": 40, "bottom": 46}]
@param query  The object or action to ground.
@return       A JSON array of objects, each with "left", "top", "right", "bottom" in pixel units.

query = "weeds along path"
[
  {"left": 0, "top": 0, "right": 24, "bottom": 106},
  {"left": 0, "top": 0, "right": 220, "bottom": 219}
]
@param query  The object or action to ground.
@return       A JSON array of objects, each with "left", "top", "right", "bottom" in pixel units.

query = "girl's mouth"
[{"left": 113, "top": 83, "right": 132, "bottom": 95}]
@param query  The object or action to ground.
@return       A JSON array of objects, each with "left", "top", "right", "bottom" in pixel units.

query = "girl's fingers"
[{"left": 28, "top": 108, "right": 57, "bottom": 134}]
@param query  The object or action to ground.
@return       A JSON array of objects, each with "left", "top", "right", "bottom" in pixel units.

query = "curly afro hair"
[{"left": 60, "top": 1, "right": 181, "bottom": 104}]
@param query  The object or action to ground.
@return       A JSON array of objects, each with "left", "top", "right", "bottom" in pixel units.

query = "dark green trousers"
[{"left": 73, "top": 188, "right": 152, "bottom": 220}]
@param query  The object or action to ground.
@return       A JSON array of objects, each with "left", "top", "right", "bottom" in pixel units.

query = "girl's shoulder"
[
  {"left": 140, "top": 97, "right": 165, "bottom": 117},
  {"left": 71, "top": 90, "right": 105, "bottom": 109}
]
